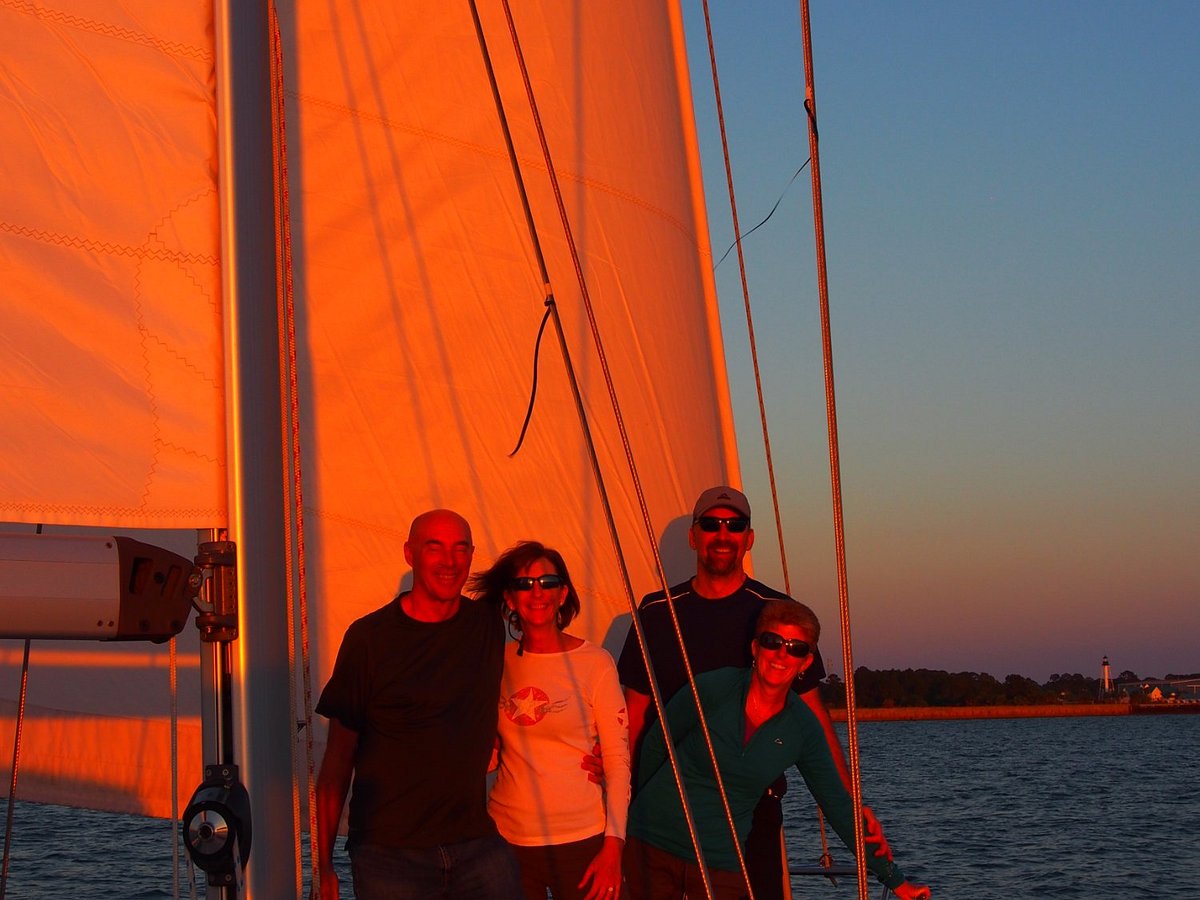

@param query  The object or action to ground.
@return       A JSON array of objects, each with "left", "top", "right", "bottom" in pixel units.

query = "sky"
[
  {"left": 681, "top": 2, "right": 1199, "bottom": 682},
  {"left": 2, "top": 3, "right": 1192, "bottom": 693}
]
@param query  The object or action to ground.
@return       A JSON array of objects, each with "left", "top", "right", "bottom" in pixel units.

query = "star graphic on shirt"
[{"left": 506, "top": 685, "right": 551, "bottom": 726}]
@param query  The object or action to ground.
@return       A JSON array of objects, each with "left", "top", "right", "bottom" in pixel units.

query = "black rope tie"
[
  {"left": 508, "top": 299, "right": 556, "bottom": 457},
  {"left": 713, "top": 158, "right": 811, "bottom": 271}
]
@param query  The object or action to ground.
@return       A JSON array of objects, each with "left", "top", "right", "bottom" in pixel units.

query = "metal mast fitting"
[{"left": 182, "top": 540, "right": 252, "bottom": 898}]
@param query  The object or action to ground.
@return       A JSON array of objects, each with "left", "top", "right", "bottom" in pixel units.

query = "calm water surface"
[
  {"left": 783, "top": 714, "right": 1199, "bottom": 898},
  {"left": 2, "top": 715, "right": 1196, "bottom": 898}
]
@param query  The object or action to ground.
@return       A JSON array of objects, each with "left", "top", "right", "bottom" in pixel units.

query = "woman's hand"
[
  {"left": 892, "top": 880, "right": 931, "bottom": 899},
  {"left": 862, "top": 805, "right": 893, "bottom": 860},
  {"left": 578, "top": 835, "right": 624, "bottom": 900}
]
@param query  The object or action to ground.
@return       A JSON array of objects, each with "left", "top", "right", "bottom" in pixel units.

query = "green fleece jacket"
[{"left": 628, "top": 667, "right": 904, "bottom": 889}]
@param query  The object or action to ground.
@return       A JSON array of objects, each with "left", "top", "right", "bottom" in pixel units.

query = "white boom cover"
[{"left": 0, "top": 0, "right": 738, "bottom": 820}]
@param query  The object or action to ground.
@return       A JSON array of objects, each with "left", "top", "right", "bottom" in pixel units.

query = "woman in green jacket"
[{"left": 625, "top": 599, "right": 930, "bottom": 900}]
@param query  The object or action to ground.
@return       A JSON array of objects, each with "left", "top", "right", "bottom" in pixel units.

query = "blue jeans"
[{"left": 351, "top": 835, "right": 522, "bottom": 900}]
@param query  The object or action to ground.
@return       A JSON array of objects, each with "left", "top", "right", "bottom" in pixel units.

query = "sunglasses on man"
[
  {"left": 756, "top": 631, "right": 811, "bottom": 658},
  {"left": 509, "top": 574, "right": 566, "bottom": 592},
  {"left": 693, "top": 515, "right": 750, "bottom": 534}
]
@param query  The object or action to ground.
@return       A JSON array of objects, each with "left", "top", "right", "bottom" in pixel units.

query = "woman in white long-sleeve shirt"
[{"left": 470, "top": 541, "right": 630, "bottom": 900}]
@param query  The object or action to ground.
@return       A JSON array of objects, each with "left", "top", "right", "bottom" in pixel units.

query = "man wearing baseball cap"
[{"left": 616, "top": 485, "right": 889, "bottom": 899}]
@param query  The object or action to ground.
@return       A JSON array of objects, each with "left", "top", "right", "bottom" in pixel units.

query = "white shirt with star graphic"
[{"left": 489, "top": 639, "right": 630, "bottom": 846}]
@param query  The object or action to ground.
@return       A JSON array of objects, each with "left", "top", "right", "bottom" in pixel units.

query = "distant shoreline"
[{"left": 828, "top": 702, "right": 1200, "bottom": 721}]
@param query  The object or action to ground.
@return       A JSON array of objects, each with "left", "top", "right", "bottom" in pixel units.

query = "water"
[
  {"left": 2, "top": 716, "right": 1196, "bottom": 898},
  {"left": 782, "top": 715, "right": 1200, "bottom": 898}
]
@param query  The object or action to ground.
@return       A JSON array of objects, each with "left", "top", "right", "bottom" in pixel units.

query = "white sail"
[
  {"left": 0, "top": 1, "right": 224, "bottom": 526},
  {"left": 0, "top": 0, "right": 738, "bottom": 884},
  {"left": 0, "top": 0, "right": 221, "bottom": 817}
]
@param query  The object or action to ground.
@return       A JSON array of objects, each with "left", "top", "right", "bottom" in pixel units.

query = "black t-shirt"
[
  {"left": 617, "top": 577, "right": 826, "bottom": 710},
  {"left": 316, "top": 594, "right": 504, "bottom": 849}
]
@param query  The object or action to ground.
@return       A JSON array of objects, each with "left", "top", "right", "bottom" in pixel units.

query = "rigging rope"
[
  {"left": 471, "top": 2, "right": 750, "bottom": 896},
  {"left": 713, "top": 161, "right": 810, "bottom": 272},
  {"left": 0, "top": 638, "right": 29, "bottom": 900},
  {"left": 268, "top": 5, "right": 318, "bottom": 896},
  {"left": 697, "top": 0, "right": 834, "bottom": 877},
  {"left": 798, "top": 2, "right": 869, "bottom": 898},
  {"left": 507, "top": 304, "right": 554, "bottom": 458},
  {"left": 697, "top": 0, "right": 793, "bottom": 602}
]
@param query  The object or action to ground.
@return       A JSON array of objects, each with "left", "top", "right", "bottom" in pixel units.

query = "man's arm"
[
  {"left": 633, "top": 678, "right": 705, "bottom": 791},
  {"left": 311, "top": 718, "right": 359, "bottom": 900},
  {"left": 798, "top": 685, "right": 892, "bottom": 860},
  {"left": 624, "top": 686, "right": 653, "bottom": 761}
]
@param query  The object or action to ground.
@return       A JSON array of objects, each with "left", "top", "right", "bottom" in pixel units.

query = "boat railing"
[{"left": 792, "top": 864, "right": 897, "bottom": 898}]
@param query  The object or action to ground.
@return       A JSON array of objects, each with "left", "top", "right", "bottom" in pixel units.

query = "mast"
[{"left": 213, "top": 1, "right": 296, "bottom": 896}]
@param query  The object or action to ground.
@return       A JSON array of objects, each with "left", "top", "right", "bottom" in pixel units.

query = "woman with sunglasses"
[
  {"left": 469, "top": 541, "right": 630, "bottom": 900},
  {"left": 624, "top": 598, "right": 930, "bottom": 900}
]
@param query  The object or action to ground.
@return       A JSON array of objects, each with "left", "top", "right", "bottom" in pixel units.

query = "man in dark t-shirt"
[
  {"left": 312, "top": 509, "right": 520, "bottom": 900},
  {"left": 617, "top": 485, "right": 889, "bottom": 900}
]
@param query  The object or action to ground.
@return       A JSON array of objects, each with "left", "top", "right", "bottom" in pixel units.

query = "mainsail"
[{"left": 1, "top": 0, "right": 741, "bottom": 892}]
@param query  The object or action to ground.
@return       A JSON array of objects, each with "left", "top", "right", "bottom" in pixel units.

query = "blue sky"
[{"left": 683, "top": 2, "right": 1199, "bottom": 681}]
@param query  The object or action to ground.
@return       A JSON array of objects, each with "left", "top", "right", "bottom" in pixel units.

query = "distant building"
[{"left": 1139, "top": 681, "right": 1198, "bottom": 703}]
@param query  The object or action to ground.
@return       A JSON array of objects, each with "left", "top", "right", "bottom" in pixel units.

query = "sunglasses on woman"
[
  {"left": 756, "top": 631, "right": 811, "bottom": 658},
  {"left": 510, "top": 574, "right": 566, "bottom": 591}
]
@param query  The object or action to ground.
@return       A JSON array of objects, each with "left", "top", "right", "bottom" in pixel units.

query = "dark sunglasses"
[
  {"left": 694, "top": 515, "right": 750, "bottom": 534},
  {"left": 756, "top": 631, "right": 811, "bottom": 658},
  {"left": 510, "top": 574, "right": 566, "bottom": 592}
]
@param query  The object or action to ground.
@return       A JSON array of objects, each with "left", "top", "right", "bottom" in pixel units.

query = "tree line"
[{"left": 819, "top": 667, "right": 1200, "bottom": 708}]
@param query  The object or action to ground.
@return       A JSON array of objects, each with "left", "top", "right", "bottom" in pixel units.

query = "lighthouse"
[{"left": 1101, "top": 655, "right": 1112, "bottom": 695}]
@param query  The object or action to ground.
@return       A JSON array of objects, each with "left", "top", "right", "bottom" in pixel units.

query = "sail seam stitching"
[{"left": 2, "top": 0, "right": 211, "bottom": 61}]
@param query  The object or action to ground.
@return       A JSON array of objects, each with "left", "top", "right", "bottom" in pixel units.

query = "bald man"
[{"left": 313, "top": 510, "right": 520, "bottom": 900}]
